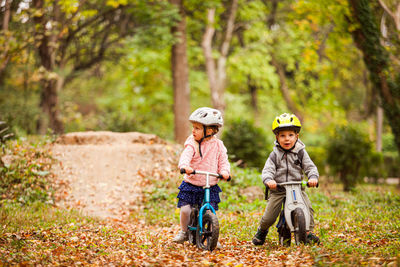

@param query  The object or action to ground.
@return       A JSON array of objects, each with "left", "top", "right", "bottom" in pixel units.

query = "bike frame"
[
  {"left": 187, "top": 170, "right": 220, "bottom": 234},
  {"left": 278, "top": 181, "right": 311, "bottom": 232}
]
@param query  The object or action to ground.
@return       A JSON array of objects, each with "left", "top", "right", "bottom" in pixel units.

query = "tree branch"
[{"left": 378, "top": 0, "right": 400, "bottom": 31}]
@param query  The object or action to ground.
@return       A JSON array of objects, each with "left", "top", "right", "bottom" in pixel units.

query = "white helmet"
[{"left": 189, "top": 107, "right": 223, "bottom": 127}]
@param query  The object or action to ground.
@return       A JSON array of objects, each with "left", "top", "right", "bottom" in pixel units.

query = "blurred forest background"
[{"left": 1, "top": 0, "right": 399, "bottom": 187}]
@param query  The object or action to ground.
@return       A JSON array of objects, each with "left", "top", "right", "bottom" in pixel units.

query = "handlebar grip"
[
  {"left": 306, "top": 181, "right": 319, "bottom": 188},
  {"left": 180, "top": 168, "right": 196, "bottom": 175},
  {"left": 217, "top": 174, "right": 231, "bottom": 181}
]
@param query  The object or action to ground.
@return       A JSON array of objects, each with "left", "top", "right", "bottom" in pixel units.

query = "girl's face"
[
  {"left": 276, "top": 130, "right": 299, "bottom": 150},
  {"left": 192, "top": 122, "right": 204, "bottom": 141},
  {"left": 192, "top": 122, "right": 214, "bottom": 141}
]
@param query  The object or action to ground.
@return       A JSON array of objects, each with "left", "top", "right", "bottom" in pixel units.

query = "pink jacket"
[{"left": 178, "top": 135, "right": 230, "bottom": 187}]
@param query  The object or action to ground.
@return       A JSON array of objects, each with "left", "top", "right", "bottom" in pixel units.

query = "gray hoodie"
[{"left": 262, "top": 139, "right": 319, "bottom": 186}]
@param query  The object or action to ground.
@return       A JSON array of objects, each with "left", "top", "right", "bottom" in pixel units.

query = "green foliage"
[
  {"left": 222, "top": 120, "right": 269, "bottom": 170},
  {"left": 364, "top": 151, "right": 387, "bottom": 182},
  {"left": 0, "top": 84, "right": 41, "bottom": 136},
  {"left": 1, "top": 0, "right": 398, "bottom": 161},
  {"left": 306, "top": 146, "right": 327, "bottom": 176},
  {"left": 382, "top": 132, "right": 397, "bottom": 152},
  {"left": 348, "top": 0, "right": 400, "bottom": 154},
  {"left": 0, "top": 138, "right": 54, "bottom": 205},
  {"left": 326, "top": 125, "right": 374, "bottom": 191},
  {"left": 383, "top": 152, "right": 400, "bottom": 178},
  {"left": 0, "top": 121, "right": 14, "bottom": 149}
]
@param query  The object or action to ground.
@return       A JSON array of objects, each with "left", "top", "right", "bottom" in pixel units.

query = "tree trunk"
[
  {"left": 37, "top": 77, "right": 64, "bottom": 134},
  {"left": 170, "top": 0, "right": 190, "bottom": 144},
  {"left": 348, "top": 0, "right": 400, "bottom": 154},
  {"left": 270, "top": 54, "right": 303, "bottom": 122},
  {"left": 202, "top": 0, "right": 238, "bottom": 113},
  {"left": 248, "top": 76, "right": 259, "bottom": 119},
  {"left": 33, "top": 0, "right": 64, "bottom": 134},
  {"left": 0, "top": 0, "right": 12, "bottom": 82},
  {"left": 376, "top": 106, "right": 383, "bottom": 152},
  {"left": 202, "top": 8, "right": 220, "bottom": 110}
]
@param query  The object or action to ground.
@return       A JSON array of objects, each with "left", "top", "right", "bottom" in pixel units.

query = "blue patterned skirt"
[{"left": 177, "top": 181, "right": 222, "bottom": 211}]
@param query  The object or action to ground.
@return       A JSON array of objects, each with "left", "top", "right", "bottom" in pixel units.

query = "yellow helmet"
[{"left": 272, "top": 113, "right": 301, "bottom": 134}]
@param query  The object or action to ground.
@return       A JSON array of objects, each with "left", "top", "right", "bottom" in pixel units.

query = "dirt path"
[{"left": 51, "top": 131, "right": 180, "bottom": 220}]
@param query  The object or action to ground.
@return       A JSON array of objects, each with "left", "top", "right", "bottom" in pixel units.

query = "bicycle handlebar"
[
  {"left": 180, "top": 168, "right": 231, "bottom": 181},
  {"left": 275, "top": 180, "right": 319, "bottom": 188}
]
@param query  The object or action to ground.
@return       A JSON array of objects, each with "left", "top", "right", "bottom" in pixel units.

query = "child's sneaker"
[
  {"left": 252, "top": 228, "right": 268, "bottom": 245},
  {"left": 173, "top": 230, "right": 188, "bottom": 243},
  {"left": 307, "top": 232, "right": 320, "bottom": 245}
]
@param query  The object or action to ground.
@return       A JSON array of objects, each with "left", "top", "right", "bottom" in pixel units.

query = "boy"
[{"left": 252, "top": 113, "right": 320, "bottom": 245}]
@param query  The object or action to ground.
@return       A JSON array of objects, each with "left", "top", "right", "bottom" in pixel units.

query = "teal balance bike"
[{"left": 180, "top": 169, "right": 231, "bottom": 251}]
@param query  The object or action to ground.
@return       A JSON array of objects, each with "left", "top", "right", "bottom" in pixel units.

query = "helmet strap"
[{"left": 198, "top": 126, "right": 215, "bottom": 158}]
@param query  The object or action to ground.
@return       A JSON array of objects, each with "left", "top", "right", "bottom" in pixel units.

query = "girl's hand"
[
  {"left": 220, "top": 171, "right": 230, "bottom": 180},
  {"left": 308, "top": 178, "right": 318, "bottom": 187},
  {"left": 267, "top": 180, "right": 277, "bottom": 189},
  {"left": 185, "top": 167, "right": 194, "bottom": 174}
]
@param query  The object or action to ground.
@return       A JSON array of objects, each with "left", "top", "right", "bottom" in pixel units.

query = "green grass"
[{"left": 0, "top": 201, "right": 95, "bottom": 235}]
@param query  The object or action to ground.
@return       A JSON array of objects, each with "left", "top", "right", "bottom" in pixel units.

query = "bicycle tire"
[
  {"left": 277, "top": 209, "right": 291, "bottom": 247},
  {"left": 196, "top": 210, "right": 219, "bottom": 251},
  {"left": 293, "top": 208, "right": 307, "bottom": 245},
  {"left": 188, "top": 207, "right": 198, "bottom": 245},
  {"left": 278, "top": 224, "right": 291, "bottom": 247}
]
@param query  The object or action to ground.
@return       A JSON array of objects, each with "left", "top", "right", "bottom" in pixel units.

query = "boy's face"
[{"left": 276, "top": 130, "right": 299, "bottom": 150}]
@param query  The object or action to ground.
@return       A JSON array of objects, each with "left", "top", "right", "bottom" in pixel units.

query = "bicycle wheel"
[
  {"left": 196, "top": 210, "right": 219, "bottom": 251},
  {"left": 278, "top": 224, "right": 291, "bottom": 247},
  {"left": 277, "top": 209, "right": 291, "bottom": 247},
  {"left": 188, "top": 207, "right": 198, "bottom": 245},
  {"left": 292, "top": 208, "right": 307, "bottom": 245}
]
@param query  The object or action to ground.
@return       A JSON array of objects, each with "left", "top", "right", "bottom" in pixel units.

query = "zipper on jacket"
[{"left": 285, "top": 153, "right": 288, "bottom": 182}]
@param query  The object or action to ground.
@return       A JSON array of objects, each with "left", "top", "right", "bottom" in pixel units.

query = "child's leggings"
[
  {"left": 180, "top": 205, "right": 191, "bottom": 231},
  {"left": 258, "top": 190, "right": 314, "bottom": 232}
]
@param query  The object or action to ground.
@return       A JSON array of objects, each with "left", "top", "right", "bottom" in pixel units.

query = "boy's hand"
[
  {"left": 267, "top": 180, "right": 277, "bottom": 189},
  {"left": 220, "top": 171, "right": 230, "bottom": 180},
  {"left": 308, "top": 178, "right": 318, "bottom": 187}
]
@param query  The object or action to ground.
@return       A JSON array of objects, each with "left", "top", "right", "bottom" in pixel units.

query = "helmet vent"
[
  {"left": 290, "top": 118, "right": 293, "bottom": 122},
  {"left": 189, "top": 107, "right": 224, "bottom": 127},
  {"left": 277, "top": 119, "right": 280, "bottom": 124}
]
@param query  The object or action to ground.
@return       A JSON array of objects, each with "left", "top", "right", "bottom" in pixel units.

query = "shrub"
[
  {"left": 383, "top": 152, "right": 400, "bottom": 178},
  {"left": 306, "top": 146, "right": 327, "bottom": 176},
  {"left": 222, "top": 119, "right": 268, "bottom": 170},
  {"left": 363, "top": 151, "right": 387, "bottom": 183},
  {"left": 0, "top": 138, "right": 54, "bottom": 205},
  {"left": 326, "top": 125, "right": 373, "bottom": 191}
]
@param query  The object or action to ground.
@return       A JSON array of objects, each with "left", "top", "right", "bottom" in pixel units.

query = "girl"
[{"left": 173, "top": 107, "right": 230, "bottom": 243}]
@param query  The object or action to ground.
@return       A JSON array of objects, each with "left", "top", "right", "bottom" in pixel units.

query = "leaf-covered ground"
[
  {"left": 1, "top": 135, "right": 399, "bottom": 266},
  {"left": 1, "top": 202, "right": 399, "bottom": 266}
]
